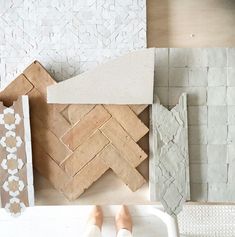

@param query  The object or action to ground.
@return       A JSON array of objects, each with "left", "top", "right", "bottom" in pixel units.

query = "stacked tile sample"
[
  {"left": 0, "top": 0, "right": 146, "bottom": 87},
  {"left": 0, "top": 96, "right": 34, "bottom": 216},
  {"left": 155, "top": 48, "right": 235, "bottom": 201},
  {"left": 0, "top": 61, "right": 149, "bottom": 201},
  {"left": 47, "top": 48, "right": 155, "bottom": 104},
  {"left": 150, "top": 93, "right": 190, "bottom": 215}
]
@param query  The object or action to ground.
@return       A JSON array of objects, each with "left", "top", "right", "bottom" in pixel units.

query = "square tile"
[
  {"left": 187, "top": 48, "right": 208, "bottom": 67},
  {"left": 188, "top": 106, "right": 207, "bottom": 125},
  {"left": 228, "top": 48, "right": 235, "bottom": 67},
  {"left": 208, "top": 68, "right": 227, "bottom": 86},
  {"left": 188, "top": 126, "right": 207, "bottom": 145},
  {"left": 207, "top": 145, "right": 227, "bottom": 164},
  {"left": 155, "top": 68, "right": 168, "bottom": 87},
  {"left": 228, "top": 106, "right": 235, "bottom": 125},
  {"left": 190, "top": 164, "right": 208, "bottom": 183},
  {"left": 207, "top": 164, "right": 227, "bottom": 183},
  {"left": 207, "top": 126, "right": 227, "bottom": 144},
  {"left": 190, "top": 183, "right": 208, "bottom": 201},
  {"left": 188, "top": 68, "right": 208, "bottom": 87},
  {"left": 154, "top": 87, "right": 168, "bottom": 106},
  {"left": 189, "top": 145, "right": 207, "bottom": 164},
  {"left": 208, "top": 106, "right": 227, "bottom": 125},
  {"left": 227, "top": 68, "right": 235, "bottom": 86},
  {"left": 227, "top": 87, "right": 235, "bottom": 105},
  {"left": 169, "top": 48, "right": 188, "bottom": 67},
  {"left": 207, "top": 87, "right": 226, "bottom": 105},
  {"left": 206, "top": 48, "right": 227, "bottom": 67},
  {"left": 228, "top": 125, "right": 235, "bottom": 144},
  {"left": 228, "top": 162, "right": 235, "bottom": 183},
  {"left": 169, "top": 68, "right": 188, "bottom": 86},
  {"left": 228, "top": 144, "right": 235, "bottom": 163},
  {"left": 208, "top": 183, "right": 228, "bottom": 201},
  {"left": 155, "top": 48, "right": 168, "bottom": 67}
]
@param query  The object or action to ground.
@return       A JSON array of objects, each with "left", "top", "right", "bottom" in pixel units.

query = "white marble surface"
[
  {"left": 155, "top": 48, "right": 235, "bottom": 202},
  {"left": 0, "top": 0, "right": 146, "bottom": 87}
]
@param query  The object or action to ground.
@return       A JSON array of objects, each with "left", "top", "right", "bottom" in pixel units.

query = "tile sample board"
[
  {"left": 0, "top": 61, "right": 149, "bottom": 201},
  {"left": 150, "top": 93, "right": 190, "bottom": 215},
  {"left": 0, "top": 96, "right": 34, "bottom": 216},
  {"left": 155, "top": 48, "right": 235, "bottom": 202},
  {"left": 47, "top": 48, "right": 154, "bottom": 104},
  {"left": 0, "top": 0, "right": 146, "bottom": 88}
]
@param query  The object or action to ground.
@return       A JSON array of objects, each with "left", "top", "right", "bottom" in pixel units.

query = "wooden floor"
[{"left": 147, "top": 0, "right": 235, "bottom": 47}]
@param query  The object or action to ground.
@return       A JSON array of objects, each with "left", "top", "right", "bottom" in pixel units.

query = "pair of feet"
[{"left": 88, "top": 205, "right": 132, "bottom": 233}]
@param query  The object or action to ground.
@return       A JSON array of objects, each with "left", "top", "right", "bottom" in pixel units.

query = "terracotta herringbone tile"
[{"left": 0, "top": 61, "right": 149, "bottom": 200}]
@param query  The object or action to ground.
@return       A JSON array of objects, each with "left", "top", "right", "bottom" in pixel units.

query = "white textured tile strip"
[
  {"left": 149, "top": 93, "right": 190, "bottom": 216},
  {"left": 0, "top": 96, "right": 34, "bottom": 216},
  {"left": 0, "top": 0, "right": 146, "bottom": 88}
]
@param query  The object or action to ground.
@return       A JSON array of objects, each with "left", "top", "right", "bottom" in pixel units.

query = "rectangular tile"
[{"left": 62, "top": 105, "right": 111, "bottom": 151}]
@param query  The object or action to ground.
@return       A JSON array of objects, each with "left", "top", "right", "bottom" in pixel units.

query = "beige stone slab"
[
  {"left": 47, "top": 49, "right": 155, "bottom": 104},
  {"left": 129, "top": 105, "right": 149, "bottom": 115},
  {"left": 100, "top": 145, "right": 146, "bottom": 192}
]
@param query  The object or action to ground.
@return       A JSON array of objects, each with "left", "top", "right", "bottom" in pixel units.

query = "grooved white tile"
[
  {"left": 207, "top": 87, "right": 227, "bottom": 105},
  {"left": 188, "top": 68, "right": 207, "bottom": 87},
  {"left": 188, "top": 106, "right": 207, "bottom": 125},
  {"left": 208, "top": 68, "right": 227, "bottom": 86},
  {"left": 208, "top": 106, "right": 227, "bottom": 125},
  {"left": 207, "top": 145, "right": 227, "bottom": 164}
]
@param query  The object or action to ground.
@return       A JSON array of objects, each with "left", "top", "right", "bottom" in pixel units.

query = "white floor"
[{"left": 1, "top": 205, "right": 235, "bottom": 237}]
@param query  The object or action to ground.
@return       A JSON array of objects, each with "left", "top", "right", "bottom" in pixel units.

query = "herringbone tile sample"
[
  {"left": 0, "top": 96, "right": 34, "bottom": 216},
  {"left": 0, "top": 61, "right": 149, "bottom": 201}
]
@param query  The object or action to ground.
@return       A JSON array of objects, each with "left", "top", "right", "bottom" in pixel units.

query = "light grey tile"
[
  {"left": 169, "top": 68, "right": 188, "bottom": 86},
  {"left": 155, "top": 48, "right": 168, "bottom": 67},
  {"left": 190, "top": 164, "right": 208, "bottom": 183},
  {"left": 154, "top": 87, "right": 168, "bottom": 106},
  {"left": 169, "top": 87, "right": 207, "bottom": 106},
  {"left": 208, "top": 183, "right": 229, "bottom": 201},
  {"left": 208, "top": 106, "right": 227, "bottom": 125},
  {"left": 188, "top": 68, "right": 208, "bottom": 87},
  {"left": 187, "top": 48, "right": 208, "bottom": 67},
  {"left": 227, "top": 67, "right": 235, "bottom": 86},
  {"left": 228, "top": 106, "right": 235, "bottom": 125},
  {"left": 208, "top": 68, "right": 227, "bottom": 86},
  {"left": 228, "top": 48, "right": 235, "bottom": 67},
  {"left": 189, "top": 145, "right": 207, "bottom": 164},
  {"left": 227, "top": 87, "right": 235, "bottom": 105},
  {"left": 189, "top": 125, "right": 207, "bottom": 145},
  {"left": 155, "top": 68, "right": 168, "bottom": 87},
  {"left": 207, "top": 125, "right": 227, "bottom": 144},
  {"left": 206, "top": 48, "right": 227, "bottom": 67},
  {"left": 228, "top": 161, "right": 235, "bottom": 183},
  {"left": 188, "top": 106, "right": 207, "bottom": 125},
  {"left": 207, "top": 164, "right": 228, "bottom": 183},
  {"left": 228, "top": 144, "right": 235, "bottom": 163},
  {"left": 207, "top": 87, "right": 226, "bottom": 105},
  {"left": 169, "top": 48, "right": 188, "bottom": 67},
  {"left": 207, "top": 145, "right": 227, "bottom": 164},
  {"left": 228, "top": 125, "right": 235, "bottom": 144},
  {"left": 190, "top": 183, "right": 208, "bottom": 201}
]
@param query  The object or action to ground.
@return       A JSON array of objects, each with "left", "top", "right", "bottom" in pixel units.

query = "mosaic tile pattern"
[
  {"left": 0, "top": 96, "right": 34, "bottom": 216},
  {"left": 155, "top": 48, "right": 235, "bottom": 202},
  {"left": 0, "top": 0, "right": 146, "bottom": 88}
]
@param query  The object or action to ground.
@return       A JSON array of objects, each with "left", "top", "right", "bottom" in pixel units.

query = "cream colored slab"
[{"left": 47, "top": 49, "right": 155, "bottom": 105}]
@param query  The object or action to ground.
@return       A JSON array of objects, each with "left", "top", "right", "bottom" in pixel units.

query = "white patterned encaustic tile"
[
  {"left": 1, "top": 154, "right": 24, "bottom": 175},
  {"left": 0, "top": 131, "right": 22, "bottom": 153},
  {"left": 2, "top": 175, "right": 24, "bottom": 197},
  {"left": 5, "top": 197, "right": 26, "bottom": 217},
  {"left": 0, "top": 108, "right": 21, "bottom": 130}
]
